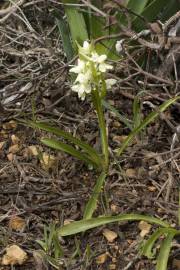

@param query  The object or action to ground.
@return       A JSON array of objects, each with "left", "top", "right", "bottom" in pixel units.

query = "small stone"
[
  {"left": 3, "top": 120, "right": 17, "bottom": 130},
  {"left": 2, "top": 245, "right": 27, "bottom": 265},
  {"left": 125, "top": 168, "right": 136, "bottom": 178},
  {"left": 103, "top": 229, "right": 118, "bottom": 243},
  {"left": 28, "top": 145, "right": 39, "bottom": 156},
  {"left": 96, "top": 253, "right": 108, "bottom": 265},
  {"left": 138, "top": 221, "right": 152, "bottom": 237},
  {"left": 7, "top": 153, "right": 14, "bottom": 161},
  {"left": 113, "top": 135, "right": 128, "bottom": 143},
  {"left": 9, "top": 216, "right": 26, "bottom": 232},
  {"left": 11, "top": 135, "right": 20, "bottom": 145},
  {"left": 109, "top": 264, "right": 116, "bottom": 270},
  {"left": 40, "top": 153, "right": 57, "bottom": 170}
]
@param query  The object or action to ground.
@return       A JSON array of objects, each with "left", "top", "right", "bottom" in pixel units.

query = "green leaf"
[
  {"left": 58, "top": 214, "right": 169, "bottom": 236},
  {"left": 156, "top": 233, "right": 175, "bottom": 270},
  {"left": 141, "top": 228, "right": 178, "bottom": 259},
  {"left": 62, "top": 0, "right": 89, "bottom": 50},
  {"left": 41, "top": 138, "right": 95, "bottom": 166},
  {"left": 133, "top": 0, "right": 179, "bottom": 31},
  {"left": 55, "top": 15, "right": 74, "bottom": 61},
  {"left": 127, "top": 0, "right": 149, "bottom": 16},
  {"left": 83, "top": 172, "right": 106, "bottom": 219},
  {"left": 27, "top": 121, "right": 102, "bottom": 168},
  {"left": 116, "top": 96, "right": 180, "bottom": 156}
]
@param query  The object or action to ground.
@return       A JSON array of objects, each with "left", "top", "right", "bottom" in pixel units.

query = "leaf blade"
[
  {"left": 58, "top": 214, "right": 169, "bottom": 236},
  {"left": 41, "top": 138, "right": 95, "bottom": 166},
  {"left": 116, "top": 97, "right": 180, "bottom": 156},
  {"left": 83, "top": 172, "right": 106, "bottom": 220}
]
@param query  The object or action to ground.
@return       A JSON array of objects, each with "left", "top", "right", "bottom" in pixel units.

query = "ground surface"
[{"left": 0, "top": 1, "right": 180, "bottom": 270}]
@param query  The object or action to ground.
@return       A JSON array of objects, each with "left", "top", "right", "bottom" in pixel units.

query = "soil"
[{"left": 0, "top": 1, "right": 179, "bottom": 270}]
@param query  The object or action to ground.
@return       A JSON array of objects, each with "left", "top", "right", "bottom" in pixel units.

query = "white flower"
[
  {"left": 76, "top": 70, "right": 92, "bottom": 84},
  {"left": 72, "top": 83, "right": 91, "bottom": 100},
  {"left": 99, "top": 62, "right": 113, "bottom": 73},
  {"left": 91, "top": 52, "right": 113, "bottom": 73},
  {"left": 69, "top": 59, "right": 85, "bottom": 74},
  {"left": 69, "top": 41, "right": 115, "bottom": 100},
  {"left": 115, "top": 40, "right": 124, "bottom": 53},
  {"left": 105, "top": 79, "right": 117, "bottom": 89},
  {"left": 79, "top": 41, "right": 91, "bottom": 55},
  {"left": 91, "top": 53, "right": 107, "bottom": 63}
]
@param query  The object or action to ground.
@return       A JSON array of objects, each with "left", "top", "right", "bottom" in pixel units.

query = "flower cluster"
[{"left": 69, "top": 41, "right": 116, "bottom": 100}]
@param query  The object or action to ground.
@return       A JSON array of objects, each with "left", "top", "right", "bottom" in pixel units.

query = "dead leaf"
[
  {"left": 2, "top": 245, "right": 27, "bottom": 265},
  {"left": 96, "top": 253, "right": 108, "bottom": 265},
  {"left": 103, "top": 229, "right": 118, "bottom": 242},
  {"left": 125, "top": 168, "right": 136, "bottom": 178},
  {"left": 28, "top": 145, "right": 39, "bottom": 156},
  {"left": 0, "top": 130, "right": 8, "bottom": 138},
  {"left": 40, "top": 153, "right": 57, "bottom": 170},
  {"left": 7, "top": 153, "right": 14, "bottom": 161},
  {"left": 9, "top": 216, "right": 26, "bottom": 232},
  {"left": 113, "top": 121, "right": 121, "bottom": 128},
  {"left": 138, "top": 221, "right": 152, "bottom": 237},
  {"left": 3, "top": 120, "right": 17, "bottom": 130},
  {"left": 113, "top": 135, "right": 128, "bottom": 143},
  {"left": 110, "top": 204, "right": 118, "bottom": 213},
  {"left": 11, "top": 135, "right": 20, "bottom": 145},
  {"left": 0, "top": 141, "right": 5, "bottom": 150},
  {"left": 109, "top": 264, "right": 116, "bottom": 270},
  {"left": 172, "top": 259, "right": 180, "bottom": 269},
  {"left": 9, "top": 144, "right": 20, "bottom": 154},
  {"left": 148, "top": 186, "right": 156, "bottom": 192},
  {"left": 63, "top": 219, "right": 74, "bottom": 226}
]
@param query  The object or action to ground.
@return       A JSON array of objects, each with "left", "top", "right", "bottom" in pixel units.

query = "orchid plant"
[
  {"left": 69, "top": 41, "right": 116, "bottom": 171},
  {"left": 27, "top": 41, "right": 116, "bottom": 174}
]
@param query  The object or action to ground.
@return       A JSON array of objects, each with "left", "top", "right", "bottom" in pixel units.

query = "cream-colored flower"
[
  {"left": 79, "top": 41, "right": 91, "bottom": 55},
  {"left": 105, "top": 79, "right": 117, "bottom": 89},
  {"left": 91, "top": 52, "right": 113, "bottom": 72},
  {"left": 69, "top": 59, "right": 85, "bottom": 74},
  {"left": 69, "top": 41, "right": 115, "bottom": 100}
]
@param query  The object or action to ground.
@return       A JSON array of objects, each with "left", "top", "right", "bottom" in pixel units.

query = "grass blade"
[
  {"left": 156, "top": 233, "right": 175, "bottom": 270},
  {"left": 116, "top": 96, "right": 180, "bottom": 156},
  {"left": 83, "top": 172, "right": 106, "bottom": 220},
  {"left": 41, "top": 138, "right": 95, "bottom": 166},
  {"left": 58, "top": 214, "right": 169, "bottom": 236},
  {"left": 27, "top": 121, "right": 102, "bottom": 167},
  {"left": 102, "top": 100, "right": 132, "bottom": 130}
]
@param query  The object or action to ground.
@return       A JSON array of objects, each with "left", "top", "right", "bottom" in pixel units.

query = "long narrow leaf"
[
  {"left": 62, "top": 0, "right": 89, "bottom": 50},
  {"left": 133, "top": 0, "right": 179, "bottom": 31},
  {"left": 83, "top": 172, "right": 106, "bottom": 220},
  {"left": 58, "top": 214, "right": 169, "bottom": 236},
  {"left": 116, "top": 97, "right": 180, "bottom": 156},
  {"left": 156, "top": 233, "right": 175, "bottom": 270},
  {"left": 141, "top": 228, "right": 178, "bottom": 259},
  {"left": 41, "top": 138, "right": 95, "bottom": 166},
  {"left": 102, "top": 100, "right": 132, "bottom": 130},
  {"left": 55, "top": 16, "right": 74, "bottom": 61},
  {"left": 127, "top": 0, "right": 149, "bottom": 17},
  {"left": 28, "top": 121, "right": 102, "bottom": 167}
]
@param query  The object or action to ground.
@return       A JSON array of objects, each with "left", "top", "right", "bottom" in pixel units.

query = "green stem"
[{"left": 91, "top": 88, "right": 109, "bottom": 172}]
